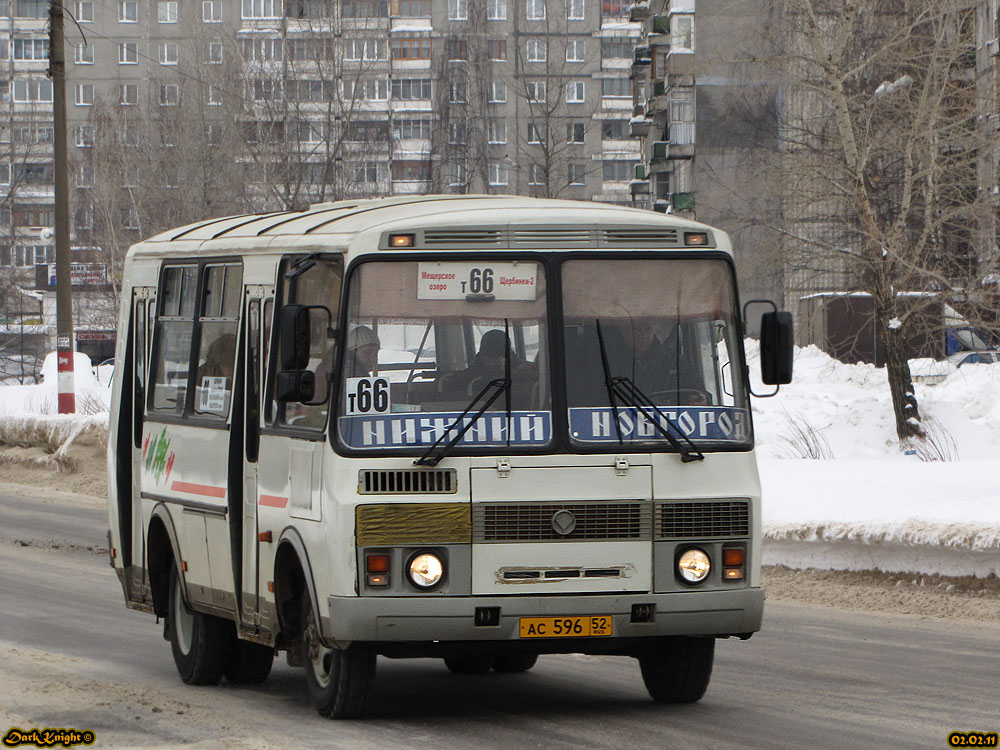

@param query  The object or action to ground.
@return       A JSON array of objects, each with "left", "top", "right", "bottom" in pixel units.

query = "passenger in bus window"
[
  {"left": 201, "top": 332, "right": 236, "bottom": 380},
  {"left": 461, "top": 329, "right": 537, "bottom": 406},
  {"left": 345, "top": 325, "right": 380, "bottom": 377}
]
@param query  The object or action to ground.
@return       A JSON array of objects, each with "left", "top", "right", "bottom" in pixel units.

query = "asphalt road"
[{"left": 1, "top": 490, "right": 997, "bottom": 750}]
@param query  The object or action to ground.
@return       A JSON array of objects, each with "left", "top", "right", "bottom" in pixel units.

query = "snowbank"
[{"left": 0, "top": 351, "right": 110, "bottom": 417}]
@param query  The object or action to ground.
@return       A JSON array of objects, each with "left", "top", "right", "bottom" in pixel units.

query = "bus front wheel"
[
  {"left": 301, "top": 597, "right": 374, "bottom": 719},
  {"left": 168, "top": 564, "right": 232, "bottom": 685},
  {"left": 638, "top": 637, "right": 714, "bottom": 704}
]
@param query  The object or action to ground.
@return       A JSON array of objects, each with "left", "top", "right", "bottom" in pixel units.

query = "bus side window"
[
  {"left": 272, "top": 258, "right": 342, "bottom": 429},
  {"left": 262, "top": 298, "right": 275, "bottom": 425},
  {"left": 150, "top": 265, "right": 198, "bottom": 414},
  {"left": 193, "top": 264, "right": 243, "bottom": 418},
  {"left": 246, "top": 298, "right": 261, "bottom": 462}
]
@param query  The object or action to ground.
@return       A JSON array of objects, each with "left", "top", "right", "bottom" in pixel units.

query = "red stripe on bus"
[
  {"left": 171, "top": 481, "right": 227, "bottom": 498},
  {"left": 259, "top": 495, "right": 289, "bottom": 508}
]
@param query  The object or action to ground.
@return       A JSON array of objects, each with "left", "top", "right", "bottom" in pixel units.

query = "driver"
[{"left": 621, "top": 319, "right": 707, "bottom": 405}]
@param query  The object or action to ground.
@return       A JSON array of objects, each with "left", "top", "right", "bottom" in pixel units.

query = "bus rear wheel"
[
  {"left": 301, "top": 597, "right": 374, "bottom": 719},
  {"left": 168, "top": 564, "right": 232, "bottom": 685},
  {"left": 638, "top": 637, "right": 714, "bottom": 704}
]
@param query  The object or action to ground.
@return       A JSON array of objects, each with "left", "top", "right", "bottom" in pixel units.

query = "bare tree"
[{"left": 729, "top": 0, "right": 997, "bottom": 442}]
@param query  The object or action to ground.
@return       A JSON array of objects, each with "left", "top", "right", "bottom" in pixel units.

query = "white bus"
[{"left": 107, "top": 195, "right": 792, "bottom": 718}]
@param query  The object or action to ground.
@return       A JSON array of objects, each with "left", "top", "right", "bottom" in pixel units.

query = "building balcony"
[
  {"left": 628, "top": 1, "right": 649, "bottom": 21},
  {"left": 629, "top": 115, "right": 651, "bottom": 137},
  {"left": 671, "top": 191, "right": 694, "bottom": 212}
]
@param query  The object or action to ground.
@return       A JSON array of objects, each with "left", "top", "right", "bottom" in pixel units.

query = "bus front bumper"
[{"left": 325, "top": 587, "right": 764, "bottom": 645}]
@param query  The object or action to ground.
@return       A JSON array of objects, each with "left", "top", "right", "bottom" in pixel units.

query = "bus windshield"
[
  {"left": 562, "top": 258, "right": 750, "bottom": 448},
  {"left": 338, "top": 259, "right": 551, "bottom": 450}
]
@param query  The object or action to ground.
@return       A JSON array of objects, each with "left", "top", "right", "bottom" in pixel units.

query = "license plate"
[{"left": 518, "top": 615, "right": 613, "bottom": 638}]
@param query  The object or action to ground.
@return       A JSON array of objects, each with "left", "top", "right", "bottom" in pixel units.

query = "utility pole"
[{"left": 49, "top": 0, "right": 75, "bottom": 413}]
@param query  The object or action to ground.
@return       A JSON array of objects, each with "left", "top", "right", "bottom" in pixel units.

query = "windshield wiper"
[
  {"left": 414, "top": 322, "right": 512, "bottom": 467},
  {"left": 595, "top": 319, "right": 705, "bottom": 463}
]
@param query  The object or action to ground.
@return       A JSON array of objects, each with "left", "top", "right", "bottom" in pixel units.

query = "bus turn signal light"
[
  {"left": 367, "top": 554, "right": 390, "bottom": 587},
  {"left": 722, "top": 547, "right": 745, "bottom": 581},
  {"left": 723, "top": 548, "right": 744, "bottom": 566}
]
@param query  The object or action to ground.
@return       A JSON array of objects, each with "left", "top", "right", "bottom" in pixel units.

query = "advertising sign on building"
[{"left": 46, "top": 263, "right": 108, "bottom": 287}]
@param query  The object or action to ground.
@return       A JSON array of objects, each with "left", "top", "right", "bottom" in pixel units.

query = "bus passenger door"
[
  {"left": 130, "top": 287, "right": 154, "bottom": 599},
  {"left": 240, "top": 289, "right": 268, "bottom": 630}
]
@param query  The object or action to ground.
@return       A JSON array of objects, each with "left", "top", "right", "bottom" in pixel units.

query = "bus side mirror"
[
  {"left": 276, "top": 369, "right": 315, "bottom": 403},
  {"left": 760, "top": 311, "right": 793, "bottom": 385},
  {"left": 279, "top": 304, "right": 311, "bottom": 371}
]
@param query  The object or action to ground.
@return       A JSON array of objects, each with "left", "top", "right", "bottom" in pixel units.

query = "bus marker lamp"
[
  {"left": 389, "top": 233, "right": 415, "bottom": 248},
  {"left": 722, "top": 547, "right": 745, "bottom": 581},
  {"left": 366, "top": 554, "right": 390, "bottom": 587},
  {"left": 684, "top": 232, "right": 708, "bottom": 246},
  {"left": 677, "top": 548, "right": 711, "bottom": 583},
  {"left": 408, "top": 552, "right": 444, "bottom": 589}
]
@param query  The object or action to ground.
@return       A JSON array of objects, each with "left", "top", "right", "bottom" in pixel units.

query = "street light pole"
[{"left": 49, "top": 0, "right": 75, "bottom": 413}]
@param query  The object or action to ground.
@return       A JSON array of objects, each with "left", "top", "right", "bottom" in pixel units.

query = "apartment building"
[{"left": 0, "top": 0, "right": 655, "bottom": 370}]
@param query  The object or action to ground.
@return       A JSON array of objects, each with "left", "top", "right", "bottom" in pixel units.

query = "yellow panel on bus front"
[{"left": 518, "top": 615, "right": 614, "bottom": 638}]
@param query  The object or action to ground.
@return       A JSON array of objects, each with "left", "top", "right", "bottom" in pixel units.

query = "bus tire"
[
  {"left": 493, "top": 654, "right": 538, "bottom": 673},
  {"left": 638, "top": 637, "right": 714, "bottom": 704},
  {"left": 302, "top": 597, "right": 373, "bottom": 719},
  {"left": 444, "top": 655, "right": 495, "bottom": 674},
  {"left": 224, "top": 638, "right": 274, "bottom": 685},
  {"left": 168, "top": 564, "right": 232, "bottom": 685}
]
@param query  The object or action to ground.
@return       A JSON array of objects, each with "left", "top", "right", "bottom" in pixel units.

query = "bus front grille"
[
  {"left": 473, "top": 501, "right": 650, "bottom": 543},
  {"left": 358, "top": 469, "right": 458, "bottom": 495},
  {"left": 655, "top": 500, "right": 750, "bottom": 539}
]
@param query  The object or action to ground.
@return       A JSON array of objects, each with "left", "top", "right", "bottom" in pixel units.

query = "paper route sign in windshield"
[
  {"left": 569, "top": 406, "right": 749, "bottom": 443},
  {"left": 340, "top": 411, "right": 551, "bottom": 448}
]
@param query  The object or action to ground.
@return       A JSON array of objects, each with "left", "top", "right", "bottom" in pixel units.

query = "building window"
[
  {"left": 157, "top": 1, "right": 177, "bottom": 22},
  {"left": 602, "top": 120, "right": 627, "bottom": 140},
  {"left": 489, "top": 163, "right": 508, "bottom": 186},
  {"left": 205, "top": 42, "right": 223, "bottom": 63},
  {"left": 342, "top": 0, "right": 389, "bottom": 16},
  {"left": 353, "top": 161, "right": 385, "bottom": 183},
  {"left": 159, "top": 42, "right": 178, "bottom": 65},
  {"left": 566, "top": 0, "right": 583, "bottom": 20},
  {"left": 75, "top": 1, "right": 94, "bottom": 22},
  {"left": 346, "top": 78, "right": 389, "bottom": 101},
  {"left": 567, "top": 122, "right": 585, "bottom": 143},
  {"left": 488, "top": 80, "right": 506, "bottom": 103},
  {"left": 242, "top": 37, "right": 283, "bottom": 61},
  {"left": 669, "top": 93, "right": 695, "bottom": 144},
  {"left": 119, "top": 42, "right": 137, "bottom": 64},
  {"left": 488, "top": 40, "right": 506, "bottom": 61},
  {"left": 14, "top": 204, "right": 55, "bottom": 228},
  {"left": 487, "top": 0, "right": 505, "bottom": 19},
  {"left": 602, "top": 160, "right": 638, "bottom": 181},
  {"left": 566, "top": 80, "right": 585, "bottom": 102},
  {"left": 75, "top": 43, "right": 94, "bottom": 64},
  {"left": 123, "top": 124, "right": 139, "bottom": 145},
  {"left": 243, "top": 0, "right": 279, "bottom": 18},
  {"left": 528, "top": 163, "right": 545, "bottom": 185},
  {"left": 14, "top": 0, "right": 48, "bottom": 18},
  {"left": 601, "top": 39, "right": 632, "bottom": 60},
  {"left": 488, "top": 119, "right": 506, "bottom": 144},
  {"left": 526, "top": 39, "right": 546, "bottom": 62},
  {"left": 526, "top": 81, "right": 545, "bottom": 102},
  {"left": 449, "top": 81, "right": 467, "bottom": 103},
  {"left": 601, "top": 77, "right": 629, "bottom": 97},
  {"left": 601, "top": 0, "right": 623, "bottom": 17},
  {"left": 391, "top": 0, "right": 430, "bottom": 16},
  {"left": 74, "top": 124, "right": 95, "bottom": 147},
  {"left": 120, "top": 82, "right": 138, "bottom": 105},
  {"left": 447, "top": 39, "right": 468, "bottom": 61},
  {"left": 527, "top": 122, "right": 544, "bottom": 144},
  {"left": 13, "top": 79, "right": 52, "bottom": 102},
  {"left": 73, "top": 206, "right": 93, "bottom": 231},
  {"left": 391, "top": 78, "right": 432, "bottom": 101},
  {"left": 252, "top": 78, "right": 282, "bottom": 102},
  {"left": 74, "top": 83, "right": 94, "bottom": 105},
  {"left": 13, "top": 38, "right": 50, "bottom": 61},
  {"left": 448, "top": 122, "right": 466, "bottom": 144},
  {"left": 389, "top": 38, "right": 429, "bottom": 60},
  {"left": 566, "top": 39, "right": 585, "bottom": 62},
  {"left": 526, "top": 0, "right": 544, "bottom": 19},
  {"left": 119, "top": 0, "right": 137, "bottom": 22},
  {"left": 393, "top": 118, "right": 432, "bottom": 140},
  {"left": 344, "top": 121, "right": 386, "bottom": 142},
  {"left": 206, "top": 86, "right": 222, "bottom": 105},
  {"left": 672, "top": 15, "right": 694, "bottom": 51},
  {"left": 203, "top": 0, "right": 221, "bottom": 21},
  {"left": 206, "top": 124, "right": 223, "bottom": 145},
  {"left": 391, "top": 160, "right": 432, "bottom": 182},
  {"left": 568, "top": 163, "right": 585, "bottom": 185},
  {"left": 448, "top": 162, "right": 466, "bottom": 186},
  {"left": 448, "top": 0, "right": 466, "bottom": 20}
]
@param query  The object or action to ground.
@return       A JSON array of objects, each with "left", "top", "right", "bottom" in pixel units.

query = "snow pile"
[
  {"left": 749, "top": 341, "right": 1000, "bottom": 576},
  {"left": 0, "top": 351, "right": 111, "bottom": 417}
]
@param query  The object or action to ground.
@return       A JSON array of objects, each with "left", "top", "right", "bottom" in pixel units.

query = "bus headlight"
[
  {"left": 408, "top": 552, "right": 444, "bottom": 589},
  {"left": 677, "top": 548, "right": 711, "bottom": 583}
]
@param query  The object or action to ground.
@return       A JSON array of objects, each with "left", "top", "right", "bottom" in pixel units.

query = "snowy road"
[{"left": 1, "top": 489, "right": 998, "bottom": 750}]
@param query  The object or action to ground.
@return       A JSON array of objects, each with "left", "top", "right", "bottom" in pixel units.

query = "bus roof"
[{"left": 129, "top": 195, "right": 731, "bottom": 258}]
